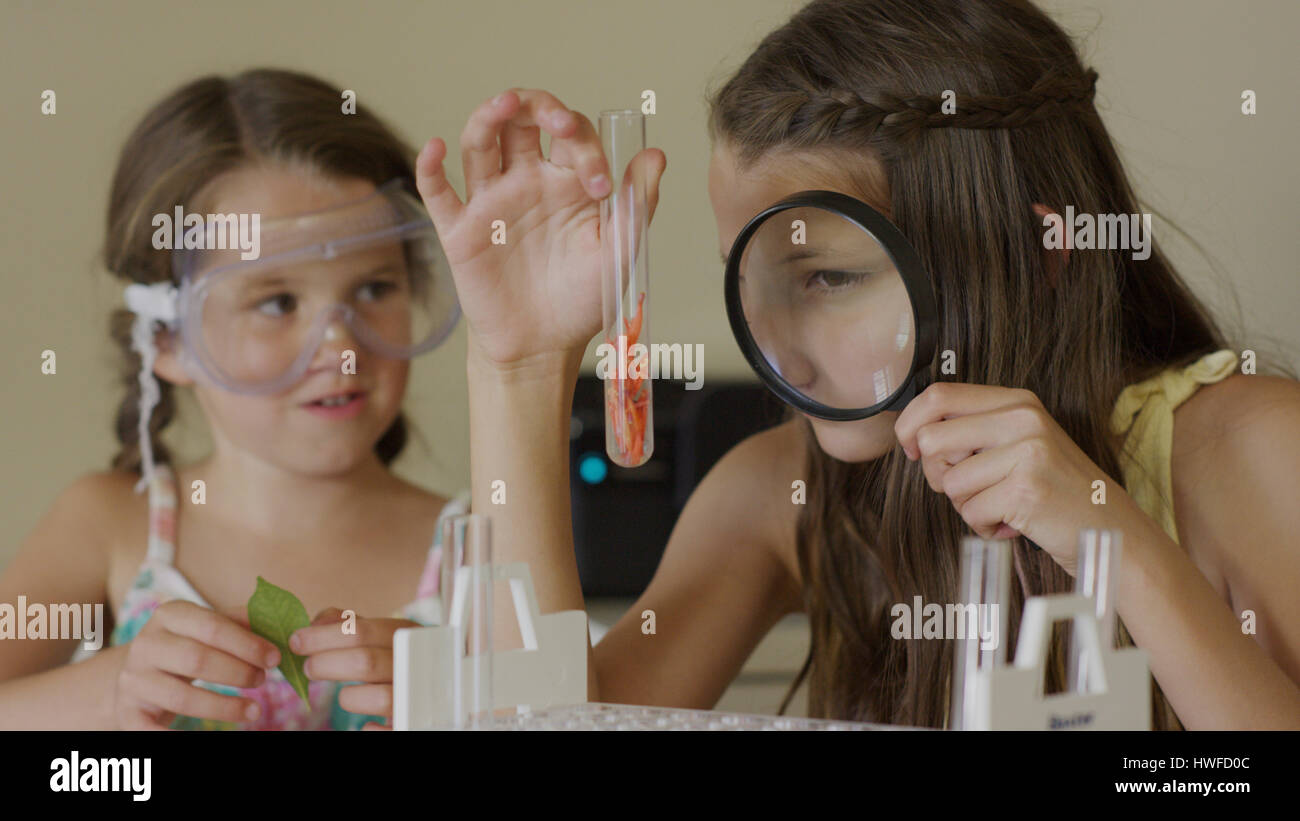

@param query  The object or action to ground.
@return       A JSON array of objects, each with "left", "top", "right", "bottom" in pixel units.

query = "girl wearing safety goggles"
[{"left": 1, "top": 69, "right": 466, "bottom": 730}]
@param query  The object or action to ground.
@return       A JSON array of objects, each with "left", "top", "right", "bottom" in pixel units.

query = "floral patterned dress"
[{"left": 106, "top": 463, "right": 468, "bottom": 730}]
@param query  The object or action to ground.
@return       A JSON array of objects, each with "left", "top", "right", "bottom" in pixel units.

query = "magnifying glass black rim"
[{"left": 723, "top": 189, "right": 938, "bottom": 422}]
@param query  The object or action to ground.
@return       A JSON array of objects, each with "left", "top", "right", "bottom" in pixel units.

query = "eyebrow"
[
  {"left": 241, "top": 263, "right": 398, "bottom": 289},
  {"left": 780, "top": 247, "right": 824, "bottom": 264}
]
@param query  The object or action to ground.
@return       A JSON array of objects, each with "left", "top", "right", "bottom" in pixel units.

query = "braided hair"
[
  {"left": 103, "top": 69, "right": 417, "bottom": 477},
  {"left": 777, "top": 67, "right": 1100, "bottom": 141}
]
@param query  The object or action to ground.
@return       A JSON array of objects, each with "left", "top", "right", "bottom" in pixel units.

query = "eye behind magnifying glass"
[
  {"left": 723, "top": 190, "right": 938, "bottom": 421},
  {"left": 805, "top": 268, "right": 877, "bottom": 294}
]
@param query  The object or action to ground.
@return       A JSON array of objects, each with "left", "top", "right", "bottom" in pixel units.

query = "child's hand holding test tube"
[
  {"left": 413, "top": 90, "right": 666, "bottom": 654},
  {"left": 414, "top": 90, "right": 666, "bottom": 377}
]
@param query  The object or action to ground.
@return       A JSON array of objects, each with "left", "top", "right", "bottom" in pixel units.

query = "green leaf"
[{"left": 247, "top": 576, "right": 312, "bottom": 708}]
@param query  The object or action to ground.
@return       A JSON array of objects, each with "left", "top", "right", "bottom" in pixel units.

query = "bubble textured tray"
[{"left": 478, "top": 702, "right": 904, "bottom": 731}]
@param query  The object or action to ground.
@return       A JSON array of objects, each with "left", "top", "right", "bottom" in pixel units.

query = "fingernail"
[
  {"left": 550, "top": 109, "right": 570, "bottom": 129},
  {"left": 266, "top": 649, "right": 280, "bottom": 668},
  {"left": 588, "top": 174, "right": 610, "bottom": 196},
  {"left": 289, "top": 633, "right": 301, "bottom": 651},
  {"left": 492, "top": 92, "right": 507, "bottom": 106},
  {"left": 246, "top": 702, "right": 260, "bottom": 721}
]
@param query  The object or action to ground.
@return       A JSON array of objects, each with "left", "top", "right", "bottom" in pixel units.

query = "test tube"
[
  {"left": 440, "top": 514, "right": 493, "bottom": 729},
  {"left": 599, "top": 109, "right": 653, "bottom": 468},
  {"left": 1069, "top": 529, "right": 1122, "bottom": 694},
  {"left": 950, "top": 537, "right": 1011, "bottom": 730}
]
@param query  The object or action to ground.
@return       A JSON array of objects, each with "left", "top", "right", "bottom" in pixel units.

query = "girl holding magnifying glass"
[{"left": 416, "top": 0, "right": 1300, "bottom": 729}]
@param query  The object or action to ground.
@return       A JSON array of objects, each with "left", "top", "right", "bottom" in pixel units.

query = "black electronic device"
[{"left": 569, "top": 376, "right": 785, "bottom": 596}]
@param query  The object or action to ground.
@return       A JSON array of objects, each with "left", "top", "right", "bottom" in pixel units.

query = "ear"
[
  {"left": 1031, "top": 202, "right": 1070, "bottom": 285},
  {"left": 151, "top": 327, "right": 195, "bottom": 387}
]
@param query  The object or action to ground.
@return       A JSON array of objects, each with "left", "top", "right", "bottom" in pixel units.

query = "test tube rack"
[
  {"left": 392, "top": 561, "right": 588, "bottom": 730},
  {"left": 950, "top": 531, "right": 1151, "bottom": 730}
]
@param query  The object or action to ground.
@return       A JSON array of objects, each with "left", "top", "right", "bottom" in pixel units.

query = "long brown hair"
[
  {"left": 102, "top": 69, "right": 419, "bottom": 476},
  {"left": 707, "top": 0, "right": 1231, "bottom": 729}
]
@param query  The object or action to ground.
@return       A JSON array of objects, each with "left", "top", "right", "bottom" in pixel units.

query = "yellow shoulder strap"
[{"left": 1108, "top": 349, "right": 1237, "bottom": 543}]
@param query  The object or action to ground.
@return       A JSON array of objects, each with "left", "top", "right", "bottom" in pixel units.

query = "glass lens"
[
  {"left": 737, "top": 206, "right": 915, "bottom": 411},
  {"left": 193, "top": 228, "right": 455, "bottom": 390}
]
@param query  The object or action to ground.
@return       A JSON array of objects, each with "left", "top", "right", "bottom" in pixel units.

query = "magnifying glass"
[{"left": 723, "top": 190, "right": 938, "bottom": 421}]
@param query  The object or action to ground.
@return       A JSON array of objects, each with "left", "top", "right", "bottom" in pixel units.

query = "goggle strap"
[
  {"left": 124, "top": 282, "right": 179, "bottom": 324},
  {"left": 129, "top": 312, "right": 163, "bottom": 495}
]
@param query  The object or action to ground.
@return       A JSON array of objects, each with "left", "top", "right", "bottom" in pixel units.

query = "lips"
[
  {"left": 299, "top": 390, "right": 368, "bottom": 419},
  {"left": 305, "top": 391, "right": 365, "bottom": 407}
]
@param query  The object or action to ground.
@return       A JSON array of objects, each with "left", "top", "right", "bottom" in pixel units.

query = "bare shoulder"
[
  {"left": 1173, "top": 373, "right": 1300, "bottom": 471},
  {"left": 1172, "top": 373, "right": 1300, "bottom": 593},
  {"left": 71, "top": 470, "right": 150, "bottom": 583},
  {"left": 720, "top": 416, "right": 808, "bottom": 497},
  {"left": 696, "top": 418, "right": 807, "bottom": 589},
  {"left": 49, "top": 470, "right": 147, "bottom": 543},
  {"left": 8, "top": 470, "right": 146, "bottom": 597}
]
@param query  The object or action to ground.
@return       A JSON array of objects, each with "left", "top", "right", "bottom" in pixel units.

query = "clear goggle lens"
[{"left": 174, "top": 183, "right": 458, "bottom": 394}]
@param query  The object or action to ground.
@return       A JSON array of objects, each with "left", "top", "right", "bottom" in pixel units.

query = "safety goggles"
[
  {"left": 135, "top": 179, "right": 460, "bottom": 394},
  {"left": 123, "top": 179, "right": 459, "bottom": 489}
]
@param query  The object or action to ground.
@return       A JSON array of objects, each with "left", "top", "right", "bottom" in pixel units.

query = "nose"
[
  {"left": 308, "top": 306, "right": 361, "bottom": 370},
  {"left": 749, "top": 313, "right": 816, "bottom": 393},
  {"left": 770, "top": 344, "right": 816, "bottom": 392}
]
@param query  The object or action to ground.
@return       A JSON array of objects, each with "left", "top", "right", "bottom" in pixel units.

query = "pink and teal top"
[{"left": 108, "top": 463, "right": 468, "bottom": 730}]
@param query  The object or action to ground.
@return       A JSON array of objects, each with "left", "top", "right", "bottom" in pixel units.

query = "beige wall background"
[{"left": 3, "top": 0, "right": 1296, "bottom": 568}]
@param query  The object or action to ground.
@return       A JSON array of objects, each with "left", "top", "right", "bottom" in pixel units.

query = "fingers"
[
  {"left": 291, "top": 617, "right": 417, "bottom": 655},
  {"left": 421, "top": 87, "right": 622, "bottom": 234},
  {"left": 152, "top": 601, "right": 281, "bottom": 670},
  {"left": 120, "top": 668, "right": 259, "bottom": 724},
  {"left": 957, "top": 479, "right": 1031, "bottom": 541},
  {"left": 132, "top": 631, "right": 268, "bottom": 689},
  {"left": 462, "top": 89, "right": 599, "bottom": 198},
  {"left": 214, "top": 604, "right": 252, "bottom": 629},
  {"left": 948, "top": 440, "right": 1047, "bottom": 539},
  {"left": 416, "top": 136, "right": 465, "bottom": 231},
  {"left": 293, "top": 613, "right": 415, "bottom": 683},
  {"left": 597, "top": 146, "right": 667, "bottom": 276},
  {"left": 338, "top": 684, "right": 394, "bottom": 718},
  {"left": 460, "top": 92, "right": 509, "bottom": 194},
  {"left": 500, "top": 105, "right": 550, "bottom": 171},
  {"left": 636, "top": 148, "right": 668, "bottom": 224},
  {"left": 362, "top": 720, "right": 392, "bottom": 731},
  {"left": 311, "top": 607, "right": 345, "bottom": 626},
  {"left": 117, "top": 701, "right": 174, "bottom": 731},
  {"left": 895, "top": 384, "right": 1041, "bottom": 459},
  {"left": 547, "top": 109, "right": 613, "bottom": 198},
  {"left": 912, "top": 410, "right": 1032, "bottom": 492},
  {"left": 939, "top": 440, "right": 1022, "bottom": 512},
  {"left": 303, "top": 647, "right": 393, "bottom": 684}
]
